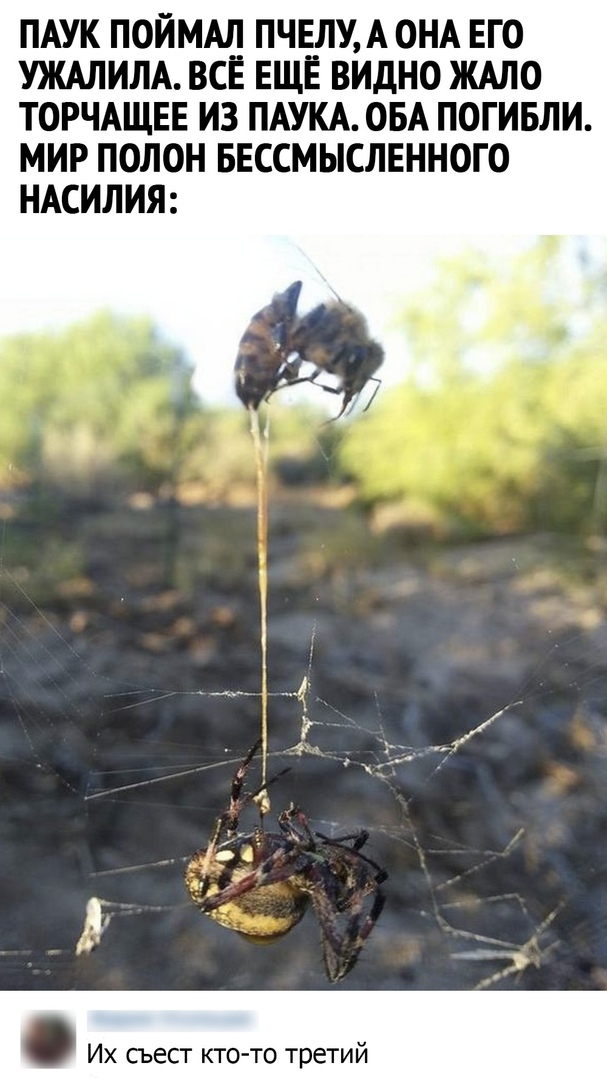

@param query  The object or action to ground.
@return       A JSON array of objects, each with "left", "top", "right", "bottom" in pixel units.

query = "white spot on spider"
[
  {"left": 239, "top": 843, "right": 255, "bottom": 864},
  {"left": 215, "top": 849, "right": 236, "bottom": 863}
]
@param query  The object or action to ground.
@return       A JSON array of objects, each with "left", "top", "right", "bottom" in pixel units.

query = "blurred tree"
[
  {"left": 339, "top": 237, "right": 607, "bottom": 535},
  {"left": 180, "top": 400, "right": 336, "bottom": 498},
  {"left": 0, "top": 312, "right": 197, "bottom": 496}
]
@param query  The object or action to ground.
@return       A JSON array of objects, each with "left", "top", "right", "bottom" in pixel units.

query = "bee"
[
  {"left": 289, "top": 299, "right": 384, "bottom": 418},
  {"left": 234, "top": 268, "right": 383, "bottom": 417},
  {"left": 234, "top": 280, "right": 302, "bottom": 410}
]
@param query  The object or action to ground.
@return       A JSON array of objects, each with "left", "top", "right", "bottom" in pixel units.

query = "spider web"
[{"left": 1, "top": 481, "right": 605, "bottom": 992}]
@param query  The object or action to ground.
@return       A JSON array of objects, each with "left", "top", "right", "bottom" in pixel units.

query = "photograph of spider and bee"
[{"left": 2, "top": 237, "right": 605, "bottom": 992}]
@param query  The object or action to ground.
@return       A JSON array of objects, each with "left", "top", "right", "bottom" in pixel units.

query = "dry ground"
[{"left": 1, "top": 490, "right": 606, "bottom": 990}]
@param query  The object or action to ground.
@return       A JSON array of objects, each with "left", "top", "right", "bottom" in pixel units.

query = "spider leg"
[
  {"left": 220, "top": 741, "right": 293, "bottom": 837},
  {"left": 278, "top": 805, "right": 316, "bottom": 845},
  {"left": 225, "top": 739, "right": 262, "bottom": 835},
  {"left": 192, "top": 741, "right": 262, "bottom": 894},
  {"left": 315, "top": 831, "right": 388, "bottom": 885},
  {"left": 316, "top": 828, "right": 369, "bottom": 849},
  {"left": 313, "top": 874, "right": 385, "bottom": 982},
  {"left": 196, "top": 837, "right": 305, "bottom": 913}
]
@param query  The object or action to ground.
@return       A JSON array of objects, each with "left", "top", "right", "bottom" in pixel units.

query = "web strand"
[{"left": 248, "top": 406, "right": 270, "bottom": 804}]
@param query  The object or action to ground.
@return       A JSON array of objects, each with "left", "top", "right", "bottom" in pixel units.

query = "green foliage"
[
  {"left": 0, "top": 312, "right": 196, "bottom": 495},
  {"left": 180, "top": 408, "right": 258, "bottom": 494},
  {"left": 340, "top": 238, "right": 607, "bottom": 535},
  {"left": 266, "top": 401, "right": 340, "bottom": 485}
]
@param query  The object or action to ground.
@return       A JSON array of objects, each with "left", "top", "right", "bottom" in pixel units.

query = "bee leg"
[
  {"left": 263, "top": 359, "right": 303, "bottom": 402},
  {"left": 362, "top": 376, "right": 382, "bottom": 412},
  {"left": 275, "top": 368, "right": 339, "bottom": 394}
]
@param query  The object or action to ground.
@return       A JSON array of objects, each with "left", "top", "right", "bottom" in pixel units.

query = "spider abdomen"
[{"left": 185, "top": 840, "right": 309, "bottom": 943}]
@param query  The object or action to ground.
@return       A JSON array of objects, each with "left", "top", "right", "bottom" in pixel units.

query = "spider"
[{"left": 185, "top": 741, "right": 387, "bottom": 982}]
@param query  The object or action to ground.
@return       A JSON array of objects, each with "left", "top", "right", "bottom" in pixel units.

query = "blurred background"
[{"left": 1, "top": 234, "right": 606, "bottom": 990}]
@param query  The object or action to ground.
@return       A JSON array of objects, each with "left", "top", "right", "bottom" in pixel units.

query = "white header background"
[
  {"left": 1, "top": 0, "right": 605, "bottom": 241},
  {"left": 0, "top": 0, "right": 605, "bottom": 1071}
]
